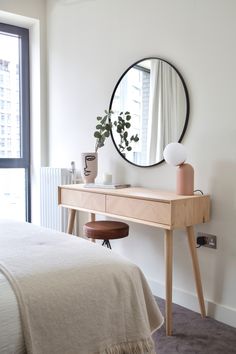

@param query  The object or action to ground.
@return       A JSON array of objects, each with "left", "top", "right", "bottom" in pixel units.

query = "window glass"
[{"left": 0, "top": 23, "right": 30, "bottom": 221}]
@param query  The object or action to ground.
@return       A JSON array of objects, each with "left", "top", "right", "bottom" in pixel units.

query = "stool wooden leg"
[
  {"left": 186, "top": 225, "right": 206, "bottom": 317},
  {"left": 164, "top": 229, "right": 173, "bottom": 336},
  {"left": 67, "top": 209, "right": 76, "bottom": 234},
  {"left": 90, "top": 213, "right": 96, "bottom": 242}
]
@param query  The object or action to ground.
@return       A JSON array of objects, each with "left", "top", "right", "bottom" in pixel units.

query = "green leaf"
[
  {"left": 96, "top": 124, "right": 103, "bottom": 129},
  {"left": 97, "top": 116, "right": 102, "bottom": 121},
  {"left": 127, "top": 146, "right": 132, "bottom": 151},
  {"left": 101, "top": 116, "right": 107, "bottom": 125},
  {"left": 125, "top": 111, "right": 130, "bottom": 115},
  {"left": 125, "top": 122, "right": 131, "bottom": 128},
  {"left": 119, "top": 112, "right": 123, "bottom": 115},
  {"left": 94, "top": 131, "right": 101, "bottom": 138},
  {"left": 126, "top": 115, "right": 131, "bottom": 121},
  {"left": 124, "top": 131, "right": 128, "bottom": 139},
  {"left": 104, "top": 131, "right": 110, "bottom": 137}
]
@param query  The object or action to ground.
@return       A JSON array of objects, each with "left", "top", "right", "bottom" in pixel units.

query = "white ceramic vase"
[{"left": 81, "top": 152, "right": 97, "bottom": 184}]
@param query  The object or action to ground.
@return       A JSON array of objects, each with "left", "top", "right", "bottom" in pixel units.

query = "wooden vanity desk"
[{"left": 58, "top": 184, "right": 210, "bottom": 336}]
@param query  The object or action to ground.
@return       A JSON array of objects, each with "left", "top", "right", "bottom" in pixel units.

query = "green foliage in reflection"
[{"left": 113, "top": 111, "right": 139, "bottom": 153}]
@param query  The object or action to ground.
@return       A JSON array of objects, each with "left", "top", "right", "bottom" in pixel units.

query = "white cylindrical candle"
[{"left": 103, "top": 173, "right": 112, "bottom": 185}]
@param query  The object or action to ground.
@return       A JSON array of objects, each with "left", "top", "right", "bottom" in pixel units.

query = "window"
[
  {"left": 113, "top": 64, "right": 150, "bottom": 164},
  {"left": 0, "top": 23, "right": 30, "bottom": 221}
]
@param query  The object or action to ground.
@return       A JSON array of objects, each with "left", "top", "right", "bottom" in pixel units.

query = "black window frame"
[{"left": 0, "top": 23, "right": 31, "bottom": 221}]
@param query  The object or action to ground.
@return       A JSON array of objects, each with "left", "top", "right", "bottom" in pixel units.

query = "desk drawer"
[
  {"left": 60, "top": 189, "right": 105, "bottom": 212},
  {"left": 106, "top": 195, "right": 171, "bottom": 225}
]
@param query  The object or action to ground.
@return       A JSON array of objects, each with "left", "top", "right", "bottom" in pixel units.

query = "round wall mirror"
[{"left": 109, "top": 57, "right": 190, "bottom": 167}]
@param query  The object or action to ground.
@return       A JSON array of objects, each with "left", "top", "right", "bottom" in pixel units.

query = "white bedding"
[
  {"left": 0, "top": 272, "right": 25, "bottom": 354},
  {"left": 0, "top": 221, "right": 163, "bottom": 354}
]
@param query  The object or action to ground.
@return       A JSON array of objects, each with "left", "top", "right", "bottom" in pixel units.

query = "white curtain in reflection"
[{"left": 147, "top": 61, "right": 186, "bottom": 165}]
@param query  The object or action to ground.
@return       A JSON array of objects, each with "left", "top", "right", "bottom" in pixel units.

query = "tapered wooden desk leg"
[
  {"left": 165, "top": 229, "right": 173, "bottom": 336},
  {"left": 186, "top": 225, "right": 206, "bottom": 318},
  {"left": 90, "top": 213, "right": 96, "bottom": 242},
  {"left": 67, "top": 209, "right": 76, "bottom": 234}
]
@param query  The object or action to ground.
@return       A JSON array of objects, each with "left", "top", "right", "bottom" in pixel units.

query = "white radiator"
[{"left": 40, "top": 167, "right": 72, "bottom": 233}]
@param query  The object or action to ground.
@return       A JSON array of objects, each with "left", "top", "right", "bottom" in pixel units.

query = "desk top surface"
[{"left": 59, "top": 184, "right": 209, "bottom": 203}]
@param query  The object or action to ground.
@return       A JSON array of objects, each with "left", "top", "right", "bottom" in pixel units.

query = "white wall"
[
  {"left": 0, "top": 0, "right": 47, "bottom": 223},
  {"left": 46, "top": 0, "right": 236, "bottom": 326}
]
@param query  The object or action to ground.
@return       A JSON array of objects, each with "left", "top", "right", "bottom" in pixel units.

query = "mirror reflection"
[{"left": 109, "top": 58, "right": 189, "bottom": 167}]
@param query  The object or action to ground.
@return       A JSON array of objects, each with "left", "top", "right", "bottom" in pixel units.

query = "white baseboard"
[{"left": 148, "top": 278, "right": 236, "bottom": 329}]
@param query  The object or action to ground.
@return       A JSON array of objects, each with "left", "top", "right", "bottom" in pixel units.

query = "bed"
[{"left": 0, "top": 220, "right": 163, "bottom": 354}]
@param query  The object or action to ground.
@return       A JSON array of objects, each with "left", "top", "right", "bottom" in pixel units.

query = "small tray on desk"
[{"left": 83, "top": 183, "right": 131, "bottom": 189}]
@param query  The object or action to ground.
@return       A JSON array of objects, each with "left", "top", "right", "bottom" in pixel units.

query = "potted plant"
[
  {"left": 81, "top": 110, "right": 112, "bottom": 184},
  {"left": 81, "top": 110, "right": 139, "bottom": 184}
]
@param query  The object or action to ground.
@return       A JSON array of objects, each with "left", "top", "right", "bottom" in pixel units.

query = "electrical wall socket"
[{"left": 197, "top": 232, "right": 217, "bottom": 249}]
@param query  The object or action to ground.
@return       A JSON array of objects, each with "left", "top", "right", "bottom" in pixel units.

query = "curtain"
[{"left": 146, "top": 61, "right": 186, "bottom": 165}]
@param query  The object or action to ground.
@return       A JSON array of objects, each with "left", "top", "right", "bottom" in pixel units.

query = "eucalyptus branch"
[
  {"left": 94, "top": 110, "right": 113, "bottom": 152},
  {"left": 94, "top": 110, "right": 139, "bottom": 153}
]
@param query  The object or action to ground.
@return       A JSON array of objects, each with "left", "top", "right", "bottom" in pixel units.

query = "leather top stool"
[{"left": 83, "top": 220, "right": 129, "bottom": 249}]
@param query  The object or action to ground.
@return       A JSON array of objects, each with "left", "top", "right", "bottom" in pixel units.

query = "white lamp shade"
[{"left": 163, "top": 143, "right": 187, "bottom": 166}]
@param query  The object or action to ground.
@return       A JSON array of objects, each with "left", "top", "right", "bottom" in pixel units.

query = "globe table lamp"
[{"left": 163, "top": 142, "right": 194, "bottom": 196}]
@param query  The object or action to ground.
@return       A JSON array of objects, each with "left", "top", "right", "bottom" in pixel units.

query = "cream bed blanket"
[{"left": 0, "top": 220, "right": 163, "bottom": 354}]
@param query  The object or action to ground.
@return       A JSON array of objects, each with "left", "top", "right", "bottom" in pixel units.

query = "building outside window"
[{"left": 0, "top": 23, "right": 30, "bottom": 221}]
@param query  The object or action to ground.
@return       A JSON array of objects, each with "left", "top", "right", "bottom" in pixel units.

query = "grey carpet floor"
[{"left": 153, "top": 297, "right": 236, "bottom": 354}]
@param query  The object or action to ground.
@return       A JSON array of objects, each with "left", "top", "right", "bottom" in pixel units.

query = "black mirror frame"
[{"left": 109, "top": 57, "right": 190, "bottom": 168}]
